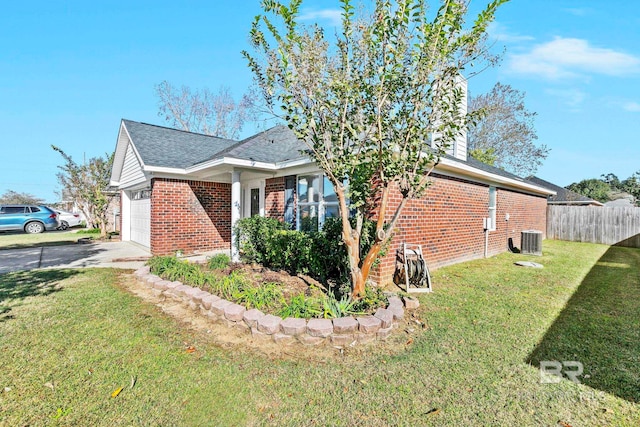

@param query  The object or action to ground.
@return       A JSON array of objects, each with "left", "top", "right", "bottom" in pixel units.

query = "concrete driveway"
[{"left": 0, "top": 241, "right": 151, "bottom": 274}]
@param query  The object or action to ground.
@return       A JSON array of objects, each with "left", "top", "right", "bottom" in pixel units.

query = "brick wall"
[
  {"left": 370, "top": 174, "right": 547, "bottom": 285},
  {"left": 150, "top": 178, "right": 231, "bottom": 255},
  {"left": 265, "top": 177, "right": 285, "bottom": 221}
]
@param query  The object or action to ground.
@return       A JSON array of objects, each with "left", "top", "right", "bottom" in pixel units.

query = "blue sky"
[{"left": 1, "top": 0, "right": 639, "bottom": 202}]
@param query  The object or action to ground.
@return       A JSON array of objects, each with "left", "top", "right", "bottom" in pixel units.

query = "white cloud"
[
  {"left": 508, "top": 37, "right": 640, "bottom": 80},
  {"left": 544, "top": 88, "right": 587, "bottom": 110},
  {"left": 623, "top": 101, "right": 640, "bottom": 112},
  {"left": 298, "top": 9, "right": 342, "bottom": 27},
  {"left": 487, "top": 22, "right": 534, "bottom": 43}
]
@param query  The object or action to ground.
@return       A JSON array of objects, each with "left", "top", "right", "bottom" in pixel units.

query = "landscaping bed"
[
  {"left": 135, "top": 267, "right": 404, "bottom": 347},
  {"left": 147, "top": 254, "right": 392, "bottom": 320}
]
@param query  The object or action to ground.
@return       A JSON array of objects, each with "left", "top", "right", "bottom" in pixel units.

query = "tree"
[
  {"left": 0, "top": 190, "right": 44, "bottom": 205},
  {"left": 566, "top": 179, "right": 611, "bottom": 203},
  {"left": 52, "top": 146, "right": 115, "bottom": 237},
  {"left": 155, "top": 81, "right": 254, "bottom": 139},
  {"left": 468, "top": 82, "right": 548, "bottom": 176},
  {"left": 619, "top": 171, "right": 640, "bottom": 205},
  {"left": 244, "top": 0, "right": 505, "bottom": 296},
  {"left": 601, "top": 173, "right": 621, "bottom": 190}
]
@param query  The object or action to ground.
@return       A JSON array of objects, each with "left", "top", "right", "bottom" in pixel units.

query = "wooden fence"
[{"left": 547, "top": 205, "right": 640, "bottom": 247}]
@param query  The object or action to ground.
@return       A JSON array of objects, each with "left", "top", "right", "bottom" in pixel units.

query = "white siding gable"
[{"left": 120, "top": 143, "right": 146, "bottom": 188}]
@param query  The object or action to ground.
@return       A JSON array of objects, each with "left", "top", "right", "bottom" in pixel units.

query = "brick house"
[{"left": 110, "top": 118, "right": 553, "bottom": 286}]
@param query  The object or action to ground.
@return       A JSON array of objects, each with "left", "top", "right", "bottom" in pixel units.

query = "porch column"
[{"left": 231, "top": 170, "right": 242, "bottom": 262}]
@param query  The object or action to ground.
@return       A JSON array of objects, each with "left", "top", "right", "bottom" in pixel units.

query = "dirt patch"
[
  {"left": 117, "top": 272, "right": 421, "bottom": 362},
  {"left": 222, "top": 263, "right": 327, "bottom": 298}
]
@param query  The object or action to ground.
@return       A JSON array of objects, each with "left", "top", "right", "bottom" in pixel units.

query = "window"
[
  {"left": 297, "top": 175, "right": 340, "bottom": 232},
  {"left": 2, "top": 206, "right": 26, "bottom": 214},
  {"left": 488, "top": 186, "right": 497, "bottom": 231},
  {"left": 132, "top": 189, "right": 151, "bottom": 200},
  {"left": 250, "top": 188, "right": 260, "bottom": 217},
  {"left": 29, "top": 207, "right": 41, "bottom": 213},
  {"left": 284, "top": 176, "right": 295, "bottom": 225}
]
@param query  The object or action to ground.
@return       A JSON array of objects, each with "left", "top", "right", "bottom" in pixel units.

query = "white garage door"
[{"left": 130, "top": 198, "right": 150, "bottom": 248}]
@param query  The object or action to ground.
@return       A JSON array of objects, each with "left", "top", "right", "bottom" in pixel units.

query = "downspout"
[{"left": 483, "top": 218, "right": 489, "bottom": 258}]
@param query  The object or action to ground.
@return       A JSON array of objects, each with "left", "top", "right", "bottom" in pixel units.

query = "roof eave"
[{"left": 437, "top": 157, "right": 556, "bottom": 197}]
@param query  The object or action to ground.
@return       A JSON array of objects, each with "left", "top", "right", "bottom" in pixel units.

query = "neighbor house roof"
[{"left": 527, "top": 176, "right": 603, "bottom": 206}]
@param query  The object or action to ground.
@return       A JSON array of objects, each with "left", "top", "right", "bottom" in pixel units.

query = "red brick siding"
[
  {"left": 369, "top": 174, "right": 547, "bottom": 285},
  {"left": 265, "top": 177, "right": 285, "bottom": 221},
  {"left": 150, "top": 178, "right": 231, "bottom": 255}
]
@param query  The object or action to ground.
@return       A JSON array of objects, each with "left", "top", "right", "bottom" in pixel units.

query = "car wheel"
[
  {"left": 25, "top": 222, "right": 45, "bottom": 234},
  {"left": 58, "top": 221, "right": 69, "bottom": 230}
]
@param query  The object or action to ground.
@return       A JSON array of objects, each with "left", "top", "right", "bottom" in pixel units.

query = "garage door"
[{"left": 130, "top": 197, "right": 150, "bottom": 248}]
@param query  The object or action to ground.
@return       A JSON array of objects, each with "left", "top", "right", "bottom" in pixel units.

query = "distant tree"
[
  {"left": 0, "top": 190, "right": 44, "bottom": 205},
  {"left": 468, "top": 147, "right": 497, "bottom": 166},
  {"left": 52, "top": 146, "right": 115, "bottom": 237},
  {"left": 567, "top": 179, "right": 611, "bottom": 203},
  {"left": 155, "top": 81, "right": 255, "bottom": 139},
  {"left": 601, "top": 173, "right": 621, "bottom": 190},
  {"left": 468, "top": 82, "right": 548, "bottom": 176},
  {"left": 620, "top": 171, "right": 640, "bottom": 205}
]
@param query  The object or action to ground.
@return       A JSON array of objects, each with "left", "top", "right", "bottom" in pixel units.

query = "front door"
[{"left": 243, "top": 180, "right": 265, "bottom": 218}]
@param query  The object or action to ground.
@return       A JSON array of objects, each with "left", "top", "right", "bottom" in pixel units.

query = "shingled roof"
[
  {"left": 527, "top": 176, "right": 603, "bottom": 206},
  {"left": 209, "top": 125, "right": 308, "bottom": 164},
  {"left": 116, "top": 119, "right": 553, "bottom": 196},
  {"left": 122, "top": 120, "right": 238, "bottom": 168}
]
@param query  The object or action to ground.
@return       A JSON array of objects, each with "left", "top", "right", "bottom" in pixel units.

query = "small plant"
[
  {"left": 147, "top": 256, "right": 181, "bottom": 276},
  {"left": 352, "top": 286, "right": 389, "bottom": 313},
  {"left": 208, "top": 271, "right": 246, "bottom": 300},
  {"left": 322, "top": 293, "right": 361, "bottom": 319},
  {"left": 279, "top": 294, "right": 321, "bottom": 319},
  {"left": 208, "top": 253, "right": 230, "bottom": 270},
  {"left": 234, "top": 282, "right": 283, "bottom": 310},
  {"left": 79, "top": 228, "right": 101, "bottom": 234}
]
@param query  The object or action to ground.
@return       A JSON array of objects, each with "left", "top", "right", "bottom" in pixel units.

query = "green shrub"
[
  {"left": 234, "top": 216, "right": 381, "bottom": 290},
  {"left": 234, "top": 216, "right": 288, "bottom": 264},
  {"left": 208, "top": 253, "right": 230, "bottom": 270}
]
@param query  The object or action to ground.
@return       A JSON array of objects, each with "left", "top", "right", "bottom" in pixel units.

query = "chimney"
[
  {"left": 430, "top": 74, "right": 468, "bottom": 161},
  {"left": 451, "top": 74, "right": 468, "bottom": 161}
]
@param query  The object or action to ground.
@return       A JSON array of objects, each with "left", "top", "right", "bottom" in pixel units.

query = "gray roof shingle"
[
  {"left": 212, "top": 125, "right": 308, "bottom": 163},
  {"left": 122, "top": 119, "right": 551, "bottom": 196},
  {"left": 123, "top": 120, "right": 238, "bottom": 168},
  {"left": 527, "top": 176, "right": 598, "bottom": 204}
]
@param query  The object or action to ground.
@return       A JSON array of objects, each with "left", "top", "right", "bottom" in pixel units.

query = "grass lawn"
[
  {"left": 0, "top": 240, "right": 638, "bottom": 425},
  {"left": 0, "top": 229, "right": 100, "bottom": 250}
]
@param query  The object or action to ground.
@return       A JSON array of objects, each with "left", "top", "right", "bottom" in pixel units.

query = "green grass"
[
  {"left": 0, "top": 229, "right": 99, "bottom": 250},
  {"left": 0, "top": 240, "right": 638, "bottom": 425}
]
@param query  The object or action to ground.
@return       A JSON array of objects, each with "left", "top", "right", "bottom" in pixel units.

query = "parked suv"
[{"left": 0, "top": 205, "right": 60, "bottom": 233}]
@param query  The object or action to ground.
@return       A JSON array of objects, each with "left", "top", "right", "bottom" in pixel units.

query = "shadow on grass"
[
  {"left": 0, "top": 270, "right": 80, "bottom": 322},
  {"left": 527, "top": 246, "right": 640, "bottom": 403}
]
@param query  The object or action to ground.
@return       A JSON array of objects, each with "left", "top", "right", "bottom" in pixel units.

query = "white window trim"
[{"left": 296, "top": 174, "right": 339, "bottom": 231}]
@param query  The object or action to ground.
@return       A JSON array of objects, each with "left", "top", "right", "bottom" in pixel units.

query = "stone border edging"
[{"left": 133, "top": 266, "right": 419, "bottom": 347}]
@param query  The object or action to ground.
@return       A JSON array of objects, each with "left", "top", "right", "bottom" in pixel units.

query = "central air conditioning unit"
[{"left": 521, "top": 230, "right": 543, "bottom": 256}]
